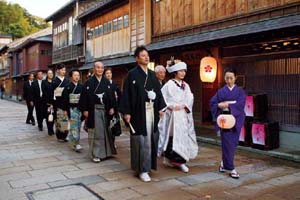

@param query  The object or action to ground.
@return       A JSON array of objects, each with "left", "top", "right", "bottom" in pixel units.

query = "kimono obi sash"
[
  {"left": 69, "top": 93, "right": 80, "bottom": 104},
  {"left": 54, "top": 87, "right": 64, "bottom": 97}
]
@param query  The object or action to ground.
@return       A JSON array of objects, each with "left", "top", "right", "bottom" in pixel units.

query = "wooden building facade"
[
  {"left": 45, "top": 0, "right": 98, "bottom": 69},
  {"left": 6, "top": 28, "right": 52, "bottom": 100},
  {"left": 78, "top": 0, "right": 151, "bottom": 84},
  {"left": 148, "top": 0, "right": 300, "bottom": 149},
  {"left": 46, "top": 0, "right": 300, "bottom": 148}
]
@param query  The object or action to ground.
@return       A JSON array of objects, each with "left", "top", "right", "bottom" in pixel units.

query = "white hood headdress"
[{"left": 166, "top": 62, "right": 187, "bottom": 73}]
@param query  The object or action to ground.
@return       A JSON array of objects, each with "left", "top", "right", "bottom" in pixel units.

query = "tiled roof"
[{"left": 8, "top": 27, "right": 52, "bottom": 52}]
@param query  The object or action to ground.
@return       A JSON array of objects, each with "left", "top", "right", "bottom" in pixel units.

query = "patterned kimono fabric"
[{"left": 69, "top": 107, "right": 81, "bottom": 146}]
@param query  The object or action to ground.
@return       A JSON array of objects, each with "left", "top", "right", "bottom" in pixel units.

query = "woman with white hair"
[{"left": 157, "top": 61, "right": 198, "bottom": 173}]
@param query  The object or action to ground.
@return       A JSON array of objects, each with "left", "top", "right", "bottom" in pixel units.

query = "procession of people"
[{"left": 22, "top": 46, "right": 246, "bottom": 182}]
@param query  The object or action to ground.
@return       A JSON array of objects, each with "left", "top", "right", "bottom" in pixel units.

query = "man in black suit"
[
  {"left": 32, "top": 71, "right": 46, "bottom": 131},
  {"left": 23, "top": 73, "right": 35, "bottom": 125}
]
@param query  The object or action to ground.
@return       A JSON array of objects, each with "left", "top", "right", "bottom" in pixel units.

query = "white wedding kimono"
[{"left": 158, "top": 79, "right": 198, "bottom": 162}]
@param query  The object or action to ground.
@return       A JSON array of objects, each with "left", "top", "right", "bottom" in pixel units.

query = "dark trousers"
[
  {"left": 35, "top": 102, "right": 46, "bottom": 129},
  {"left": 26, "top": 101, "right": 35, "bottom": 123},
  {"left": 46, "top": 105, "right": 54, "bottom": 135}
]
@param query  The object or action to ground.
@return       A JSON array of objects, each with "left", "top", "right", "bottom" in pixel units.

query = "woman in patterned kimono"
[
  {"left": 158, "top": 61, "right": 198, "bottom": 173},
  {"left": 61, "top": 69, "right": 83, "bottom": 152},
  {"left": 53, "top": 64, "right": 69, "bottom": 142},
  {"left": 79, "top": 62, "right": 116, "bottom": 163},
  {"left": 210, "top": 68, "right": 246, "bottom": 179}
]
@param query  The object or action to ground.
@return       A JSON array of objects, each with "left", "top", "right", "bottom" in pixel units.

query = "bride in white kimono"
[{"left": 158, "top": 62, "right": 198, "bottom": 173}]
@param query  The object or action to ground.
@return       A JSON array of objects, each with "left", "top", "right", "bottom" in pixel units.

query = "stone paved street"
[{"left": 0, "top": 99, "right": 299, "bottom": 200}]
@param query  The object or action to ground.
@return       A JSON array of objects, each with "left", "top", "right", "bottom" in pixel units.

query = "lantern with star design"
[{"left": 200, "top": 56, "right": 217, "bottom": 83}]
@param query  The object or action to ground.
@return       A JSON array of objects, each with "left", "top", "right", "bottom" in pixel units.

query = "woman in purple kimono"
[{"left": 210, "top": 68, "right": 246, "bottom": 179}]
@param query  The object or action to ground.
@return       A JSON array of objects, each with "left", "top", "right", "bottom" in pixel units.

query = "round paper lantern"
[
  {"left": 200, "top": 56, "right": 217, "bottom": 83},
  {"left": 217, "top": 114, "right": 236, "bottom": 129}
]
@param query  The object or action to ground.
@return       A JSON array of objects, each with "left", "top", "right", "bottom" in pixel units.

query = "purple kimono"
[{"left": 210, "top": 85, "right": 246, "bottom": 170}]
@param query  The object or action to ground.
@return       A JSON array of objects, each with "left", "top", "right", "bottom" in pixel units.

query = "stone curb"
[{"left": 197, "top": 136, "right": 300, "bottom": 163}]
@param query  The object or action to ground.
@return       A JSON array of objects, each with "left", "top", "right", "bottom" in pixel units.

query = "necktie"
[{"left": 39, "top": 81, "right": 42, "bottom": 97}]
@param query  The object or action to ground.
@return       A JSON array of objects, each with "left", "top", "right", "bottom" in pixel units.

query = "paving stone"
[
  {"left": 181, "top": 179, "right": 237, "bottom": 197},
  {"left": 0, "top": 172, "right": 31, "bottom": 182},
  {"left": 131, "top": 179, "right": 187, "bottom": 195},
  {"left": 99, "top": 188, "right": 142, "bottom": 200},
  {"left": 89, "top": 178, "right": 142, "bottom": 192},
  {"left": 264, "top": 173, "right": 300, "bottom": 186},
  {"left": 222, "top": 172, "right": 265, "bottom": 186},
  {"left": 132, "top": 188, "right": 198, "bottom": 200},
  {"left": 21, "top": 151, "right": 63, "bottom": 160},
  {"left": 9, "top": 173, "right": 67, "bottom": 188},
  {"left": 13, "top": 156, "right": 59, "bottom": 167},
  {"left": 48, "top": 175, "right": 107, "bottom": 187},
  {"left": 29, "top": 185, "right": 100, "bottom": 200},
  {"left": 177, "top": 172, "right": 225, "bottom": 185},
  {"left": 75, "top": 160, "right": 120, "bottom": 169},
  {"left": 251, "top": 194, "right": 286, "bottom": 200},
  {"left": 0, "top": 165, "right": 32, "bottom": 176},
  {"left": 28, "top": 165, "right": 80, "bottom": 177},
  {"left": 63, "top": 167, "right": 113, "bottom": 179},
  {"left": 100, "top": 170, "right": 135, "bottom": 181},
  {"left": 0, "top": 100, "right": 300, "bottom": 199},
  {"left": 30, "top": 160, "right": 76, "bottom": 170},
  {"left": 109, "top": 163, "right": 129, "bottom": 172}
]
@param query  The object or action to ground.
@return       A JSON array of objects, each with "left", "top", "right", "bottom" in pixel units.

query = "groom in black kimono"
[{"left": 120, "top": 46, "right": 166, "bottom": 182}]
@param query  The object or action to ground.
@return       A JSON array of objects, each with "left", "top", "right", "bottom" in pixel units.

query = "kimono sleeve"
[
  {"left": 105, "top": 83, "right": 116, "bottom": 110},
  {"left": 78, "top": 81, "right": 89, "bottom": 112},
  {"left": 154, "top": 79, "right": 167, "bottom": 111},
  {"left": 229, "top": 88, "right": 246, "bottom": 118},
  {"left": 210, "top": 90, "right": 222, "bottom": 133},
  {"left": 183, "top": 84, "right": 194, "bottom": 113},
  {"left": 210, "top": 90, "right": 221, "bottom": 122},
  {"left": 60, "top": 85, "right": 70, "bottom": 112},
  {"left": 119, "top": 74, "right": 132, "bottom": 115}
]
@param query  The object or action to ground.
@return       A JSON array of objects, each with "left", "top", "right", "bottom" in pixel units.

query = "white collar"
[
  {"left": 57, "top": 76, "right": 64, "bottom": 81},
  {"left": 227, "top": 84, "right": 236, "bottom": 91},
  {"left": 173, "top": 79, "right": 183, "bottom": 84},
  {"left": 95, "top": 76, "right": 102, "bottom": 82}
]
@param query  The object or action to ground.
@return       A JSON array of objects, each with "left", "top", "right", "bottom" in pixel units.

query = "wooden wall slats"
[{"left": 152, "top": 0, "right": 300, "bottom": 35}]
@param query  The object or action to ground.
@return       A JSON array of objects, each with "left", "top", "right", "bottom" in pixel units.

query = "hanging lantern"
[
  {"left": 217, "top": 114, "right": 236, "bottom": 129},
  {"left": 200, "top": 56, "right": 217, "bottom": 83}
]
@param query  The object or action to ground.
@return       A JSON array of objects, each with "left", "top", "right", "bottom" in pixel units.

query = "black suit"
[
  {"left": 23, "top": 80, "right": 35, "bottom": 124},
  {"left": 43, "top": 79, "right": 54, "bottom": 135},
  {"left": 32, "top": 80, "right": 47, "bottom": 129}
]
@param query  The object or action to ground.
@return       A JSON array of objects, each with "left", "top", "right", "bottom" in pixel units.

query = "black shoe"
[
  {"left": 63, "top": 138, "right": 69, "bottom": 142},
  {"left": 26, "top": 121, "right": 31, "bottom": 124},
  {"left": 32, "top": 122, "right": 35, "bottom": 126},
  {"left": 38, "top": 127, "right": 43, "bottom": 131},
  {"left": 48, "top": 132, "right": 54, "bottom": 136}
]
